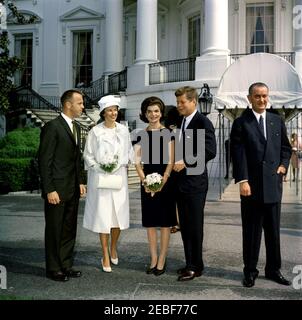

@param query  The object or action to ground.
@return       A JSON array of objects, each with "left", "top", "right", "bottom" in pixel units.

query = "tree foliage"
[{"left": 0, "top": 0, "right": 36, "bottom": 114}]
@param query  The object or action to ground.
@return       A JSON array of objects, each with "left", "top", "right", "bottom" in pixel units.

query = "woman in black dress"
[{"left": 134, "top": 97, "right": 176, "bottom": 276}]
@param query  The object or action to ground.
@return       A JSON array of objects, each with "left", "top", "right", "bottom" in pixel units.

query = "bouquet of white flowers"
[
  {"left": 144, "top": 172, "right": 163, "bottom": 197},
  {"left": 99, "top": 154, "right": 119, "bottom": 173}
]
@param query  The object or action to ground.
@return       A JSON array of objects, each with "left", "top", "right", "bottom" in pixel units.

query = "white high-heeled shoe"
[
  {"left": 110, "top": 256, "right": 118, "bottom": 265},
  {"left": 101, "top": 258, "right": 112, "bottom": 273}
]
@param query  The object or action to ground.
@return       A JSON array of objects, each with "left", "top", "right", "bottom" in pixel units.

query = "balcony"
[{"left": 149, "top": 58, "right": 196, "bottom": 85}]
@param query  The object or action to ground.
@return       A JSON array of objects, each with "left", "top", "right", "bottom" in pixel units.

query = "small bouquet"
[
  {"left": 144, "top": 172, "right": 163, "bottom": 197},
  {"left": 99, "top": 154, "right": 119, "bottom": 173}
]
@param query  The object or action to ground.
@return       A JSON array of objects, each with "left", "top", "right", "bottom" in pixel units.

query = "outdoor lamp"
[{"left": 198, "top": 83, "right": 213, "bottom": 116}]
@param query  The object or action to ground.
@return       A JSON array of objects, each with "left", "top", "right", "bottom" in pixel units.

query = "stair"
[
  {"left": 128, "top": 165, "right": 140, "bottom": 186},
  {"left": 28, "top": 109, "right": 95, "bottom": 128},
  {"left": 84, "top": 107, "right": 100, "bottom": 124},
  {"left": 220, "top": 180, "right": 240, "bottom": 201},
  {"left": 29, "top": 109, "right": 59, "bottom": 125}
]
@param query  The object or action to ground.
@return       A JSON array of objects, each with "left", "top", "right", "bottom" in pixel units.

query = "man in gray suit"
[
  {"left": 230, "top": 82, "right": 292, "bottom": 287},
  {"left": 38, "top": 89, "right": 86, "bottom": 281}
]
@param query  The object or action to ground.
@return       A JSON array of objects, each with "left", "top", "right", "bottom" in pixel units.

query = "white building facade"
[{"left": 5, "top": 0, "right": 301, "bottom": 126}]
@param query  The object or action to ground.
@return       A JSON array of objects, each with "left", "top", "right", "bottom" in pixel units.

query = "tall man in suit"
[
  {"left": 173, "top": 86, "right": 216, "bottom": 281},
  {"left": 38, "top": 89, "right": 86, "bottom": 281},
  {"left": 230, "top": 82, "right": 292, "bottom": 287}
]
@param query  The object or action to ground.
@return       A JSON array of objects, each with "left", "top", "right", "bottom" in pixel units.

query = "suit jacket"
[
  {"left": 38, "top": 114, "right": 83, "bottom": 201},
  {"left": 230, "top": 109, "right": 291, "bottom": 203},
  {"left": 174, "top": 111, "right": 216, "bottom": 193}
]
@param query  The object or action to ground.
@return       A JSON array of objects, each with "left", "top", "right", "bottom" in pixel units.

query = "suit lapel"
[
  {"left": 264, "top": 112, "right": 275, "bottom": 157},
  {"left": 186, "top": 112, "right": 200, "bottom": 130},
  {"left": 246, "top": 109, "right": 266, "bottom": 144}
]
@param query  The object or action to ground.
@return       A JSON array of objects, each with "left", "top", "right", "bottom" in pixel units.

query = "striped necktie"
[{"left": 72, "top": 121, "right": 77, "bottom": 145}]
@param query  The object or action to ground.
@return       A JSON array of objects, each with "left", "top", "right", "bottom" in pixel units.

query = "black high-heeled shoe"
[
  {"left": 154, "top": 264, "right": 166, "bottom": 276},
  {"left": 146, "top": 265, "right": 157, "bottom": 274}
]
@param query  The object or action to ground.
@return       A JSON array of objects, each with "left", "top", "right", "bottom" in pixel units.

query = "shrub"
[
  {"left": 0, "top": 127, "right": 41, "bottom": 193},
  {"left": 0, "top": 127, "right": 40, "bottom": 151},
  {"left": 0, "top": 158, "right": 32, "bottom": 192}
]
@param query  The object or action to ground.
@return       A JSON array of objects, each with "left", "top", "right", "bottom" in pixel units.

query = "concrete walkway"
[{"left": 0, "top": 184, "right": 301, "bottom": 300}]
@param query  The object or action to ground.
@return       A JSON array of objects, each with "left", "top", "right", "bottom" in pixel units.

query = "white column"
[
  {"left": 293, "top": 0, "right": 302, "bottom": 76},
  {"left": 39, "top": 0, "right": 60, "bottom": 95},
  {"left": 195, "top": 0, "right": 230, "bottom": 82},
  {"left": 203, "top": 0, "right": 229, "bottom": 55},
  {"left": 135, "top": 0, "right": 158, "bottom": 64},
  {"left": 104, "top": 0, "right": 123, "bottom": 74}
]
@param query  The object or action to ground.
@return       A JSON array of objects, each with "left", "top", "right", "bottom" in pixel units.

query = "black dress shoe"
[
  {"left": 177, "top": 267, "right": 187, "bottom": 275},
  {"left": 146, "top": 266, "right": 157, "bottom": 274},
  {"left": 178, "top": 270, "right": 202, "bottom": 281},
  {"left": 154, "top": 264, "right": 166, "bottom": 276},
  {"left": 46, "top": 271, "right": 69, "bottom": 282},
  {"left": 242, "top": 274, "right": 255, "bottom": 288},
  {"left": 265, "top": 271, "right": 291, "bottom": 286},
  {"left": 63, "top": 269, "right": 82, "bottom": 278}
]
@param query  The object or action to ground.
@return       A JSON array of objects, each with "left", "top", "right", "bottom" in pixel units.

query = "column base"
[
  {"left": 38, "top": 83, "right": 61, "bottom": 96},
  {"left": 126, "top": 64, "right": 149, "bottom": 93},
  {"left": 195, "top": 53, "right": 231, "bottom": 82}
]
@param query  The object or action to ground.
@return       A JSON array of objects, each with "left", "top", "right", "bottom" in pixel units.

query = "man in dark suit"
[
  {"left": 230, "top": 82, "right": 292, "bottom": 287},
  {"left": 38, "top": 89, "right": 86, "bottom": 281},
  {"left": 173, "top": 86, "right": 216, "bottom": 281}
]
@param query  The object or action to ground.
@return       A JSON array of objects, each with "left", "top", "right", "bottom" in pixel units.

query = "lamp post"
[{"left": 198, "top": 83, "right": 213, "bottom": 116}]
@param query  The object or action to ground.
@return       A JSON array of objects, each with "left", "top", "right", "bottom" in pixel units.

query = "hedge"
[
  {"left": 0, "top": 127, "right": 40, "bottom": 193},
  {"left": 0, "top": 158, "right": 36, "bottom": 192}
]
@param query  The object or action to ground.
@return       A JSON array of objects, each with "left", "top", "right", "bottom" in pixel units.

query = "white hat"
[{"left": 98, "top": 95, "right": 121, "bottom": 113}]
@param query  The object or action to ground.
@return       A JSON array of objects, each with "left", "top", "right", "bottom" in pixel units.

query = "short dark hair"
[
  {"left": 60, "top": 89, "right": 83, "bottom": 107},
  {"left": 175, "top": 86, "right": 198, "bottom": 102},
  {"left": 140, "top": 96, "right": 165, "bottom": 123},
  {"left": 248, "top": 82, "right": 269, "bottom": 95}
]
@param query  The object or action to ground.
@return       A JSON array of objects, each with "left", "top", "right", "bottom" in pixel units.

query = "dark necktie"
[
  {"left": 72, "top": 121, "right": 77, "bottom": 145},
  {"left": 258, "top": 115, "right": 265, "bottom": 138}
]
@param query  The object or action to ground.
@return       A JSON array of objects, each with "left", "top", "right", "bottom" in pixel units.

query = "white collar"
[
  {"left": 183, "top": 109, "right": 198, "bottom": 128},
  {"left": 61, "top": 112, "right": 73, "bottom": 128},
  {"left": 252, "top": 109, "right": 266, "bottom": 121}
]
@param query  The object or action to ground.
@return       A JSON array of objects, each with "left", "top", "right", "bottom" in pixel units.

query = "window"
[
  {"left": 246, "top": 3, "right": 274, "bottom": 53},
  {"left": 188, "top": 15, "right": 200, "bottom": 58},
  {"left": 14, "top": 34, "right": 33, "bottom": 87},
  {"left": 73, "top": 31, "right": 93, "bottom": 87}
]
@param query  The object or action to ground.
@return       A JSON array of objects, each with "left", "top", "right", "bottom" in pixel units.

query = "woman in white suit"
[{"left": 83, "top": 95, "right": 133, "bottom": 272}]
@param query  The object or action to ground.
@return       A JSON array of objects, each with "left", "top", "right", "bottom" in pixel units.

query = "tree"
[{"left": 0, "top": 0, "right": 36, "bottom": 114}]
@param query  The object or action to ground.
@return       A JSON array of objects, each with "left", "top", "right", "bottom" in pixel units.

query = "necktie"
[
  {"left": 258, "top": 115, "right": 265, "bottom": 138},
  {"left": 181, "top": 117, "right": 186, "bottom": 135},
  {"left": 72, "top": 121, "right": 77, "bottom": 145},
  {"left": 179, "top": 117, "right": 186, "bottom": 141}
]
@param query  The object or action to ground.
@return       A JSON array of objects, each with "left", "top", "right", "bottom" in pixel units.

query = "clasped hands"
[{"left": 240, "top": 165, "right": 286, "bottom": 196}]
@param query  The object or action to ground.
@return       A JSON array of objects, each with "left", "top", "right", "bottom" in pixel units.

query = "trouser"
[
  {"left": 177, "top": 192, "right": 206, "bottom": 272},
  {"left": 44, "top": 194, "right": 79, "bottom": 272},
  {"left": 241, "top": 197, "right": 281, "bottom": 276}
]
